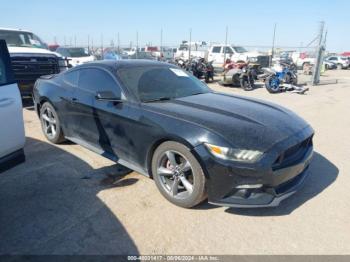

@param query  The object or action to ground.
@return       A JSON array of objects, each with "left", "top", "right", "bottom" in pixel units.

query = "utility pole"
[
  {"left": 312, "top": 21, "right": 325, "bottom": 85},
  {"left": 101, "top": 34, "right": 104, "bottom": 59},
  {"left": 160, "top": 28, "right": 163, "bottom": 58},
  {"left": 136, "top": 31, "right": 139, "bottom": 59},
  {"left": 188, "top": 28, "right": 192, "bottom": 62},
  {"left": 270, "top": 23, "right": 277, "bottom": 67},
  {"left": 87, "top": 35, "right": 90, "bottom": 52},
  {"left": 117, "top": 32, "right": 120, "bottom": 53},
  {"left": 223, "top": 26, "right": 228, "bottom": 65}
]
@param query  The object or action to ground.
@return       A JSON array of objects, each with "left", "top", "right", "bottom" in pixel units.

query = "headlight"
[{"left": 204, "top": 143, "right": 263, "bottom": 162}]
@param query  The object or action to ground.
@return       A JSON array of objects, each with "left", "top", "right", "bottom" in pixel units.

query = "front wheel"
[
  {"left": 265, "top": 75, "right": 280, "bottom": 93},
  {"left": 152, "top": 141, "right": 207, "bottom": 208},
  {"left": 40, "top": 102, "right": 66, "bottom": 144}
]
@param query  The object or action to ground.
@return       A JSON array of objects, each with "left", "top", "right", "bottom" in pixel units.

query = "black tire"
[
  {"left": 265, "top": 75, "right": 280, "bottom": 94},
  {"left": 40, "top": 102, "right": 65, "bottom": 144},
  {"left": 152, "top": 141, "right": 207, "bottom": 208},
  {"left": 240, "top": 77, "right": 254, "bottom": 91},
  {"left": 232, "top": 74, "right": 241, "bottom": 87}
]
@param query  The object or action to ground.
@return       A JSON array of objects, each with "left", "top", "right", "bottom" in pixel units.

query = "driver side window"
[
  {"left": 78, "top": 68, "right": 122, "bottom": 97},
  {"left": 224, "top": 47, "right": 233, "bottom": 54}
]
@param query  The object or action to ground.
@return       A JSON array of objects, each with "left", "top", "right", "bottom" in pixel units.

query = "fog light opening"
[{"left": 236, "top": 184, "right": 263, "bottom": 189}]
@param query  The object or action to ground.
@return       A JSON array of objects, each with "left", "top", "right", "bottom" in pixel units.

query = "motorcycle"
[
  {"left": 204, "top": 60, "right": 214, "bottom": 83},
  {"left": 239, "top": 64, "right": 256, "bottom": 91},
  {"left": 220, "top": 61, "right": 258, "bottom": 91},
  {"left": 259, "top": 62, "right": 298, "bottom": 93}
]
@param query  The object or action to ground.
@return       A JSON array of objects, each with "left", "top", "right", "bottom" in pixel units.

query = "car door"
[
  {"left": 208, "top": 46, "right": 222, "bottom": 64},
  {"left": 223, "top": 46, "right": 235, "bottom": 61},
  {"left": 0, "top": 40, "right": 25, "bottom": 172},
  {"left": 75, "top": 67, "right": 139, "bottom": 166},
  {"left": 58, "top": 69, "right": 80, "bottom": 138}
]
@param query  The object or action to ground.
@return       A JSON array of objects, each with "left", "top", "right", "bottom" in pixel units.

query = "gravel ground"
[{"left": 0, "top": 69, "right": 349, "bottom": 255}]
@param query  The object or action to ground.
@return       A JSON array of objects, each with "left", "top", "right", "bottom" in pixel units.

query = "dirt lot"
[{"left": 1, "top": 70, "right": 349, "bottom": 255}]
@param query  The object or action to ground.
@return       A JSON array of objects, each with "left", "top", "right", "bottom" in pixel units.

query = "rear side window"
[
  {"left": 63, "top": 70, "right": 79, "bottom": 86},
  {"left": 0, "top": 40, "right": 15, "bottom": 86},
  {"left": 78, "top": 68, "right": 122, "bottom": 97}
]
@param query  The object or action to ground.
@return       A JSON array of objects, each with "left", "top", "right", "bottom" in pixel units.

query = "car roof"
[
  {"left": 0, "top": 27, "right": 31, "bottom": 33},
  {"left": 76, "top": 60, "right": 173, "bottom": 71}
]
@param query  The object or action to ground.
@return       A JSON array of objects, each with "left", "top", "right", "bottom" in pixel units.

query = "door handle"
[{"left": 70, "top": 97, "right": 78, "bottom": 103}]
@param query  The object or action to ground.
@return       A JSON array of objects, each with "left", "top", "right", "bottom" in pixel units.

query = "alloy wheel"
[
  {"left": 41, "top": 107, "right": 57, "bottom": 139},
  {"left": 157, "top": 150, "right": 194, "bottom": 199}
]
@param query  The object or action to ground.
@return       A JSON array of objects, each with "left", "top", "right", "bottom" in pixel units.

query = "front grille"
[
  {"left": 275, "top": 167, "right": 308, "bottom": 195},
  {"left": 11, "top": 56, "right": 60, "bottom": 82},
  {"left": 273, "top": 136, "right": 313, "bottom": 170}
]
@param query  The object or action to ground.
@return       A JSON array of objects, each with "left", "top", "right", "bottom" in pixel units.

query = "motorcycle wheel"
[
  {"left": 240, "top": 77, "right": 254, "bottom": 91},
  {"left": 265, "top": 75, "right": 280, "bottom": 94}
]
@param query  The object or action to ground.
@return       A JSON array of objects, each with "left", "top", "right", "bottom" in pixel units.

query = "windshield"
[
  {"left": 233, "top": 46, "right": 247, "bottom": 53},
  {"left": 116, "top": 66, "right": 210, "bottom": 102},
  {"left": 0, "top": 30, "right": 47, "bottom": 48},
  {"left": 66, "top": 48, "right": 90, "bottom": 57}
]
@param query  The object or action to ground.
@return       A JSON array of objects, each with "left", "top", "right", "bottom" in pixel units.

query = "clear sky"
[{"left": 0, "top": 0, "right": 348, "bottom": 52}]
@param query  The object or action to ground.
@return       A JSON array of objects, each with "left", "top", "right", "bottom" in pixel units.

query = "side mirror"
[{"left": 95, "top": 91, "right": 122, "bottom": 102}]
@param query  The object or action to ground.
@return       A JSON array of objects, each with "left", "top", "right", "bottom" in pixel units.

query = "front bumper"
[{"left": 194, "top": 128, "right": 314, "bottom": 208}]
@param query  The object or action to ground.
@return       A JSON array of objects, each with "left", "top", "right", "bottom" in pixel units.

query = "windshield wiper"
[{"left": 143, "top": 97, "right": 173, "bottom": 103}]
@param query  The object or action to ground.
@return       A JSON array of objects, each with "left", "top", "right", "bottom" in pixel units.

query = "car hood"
[
  {"left": 146, "top": 92, "right": 311, "bottom": 151},
  {"left": 8, "top": 46, "right": 61, "bottom": 57}
]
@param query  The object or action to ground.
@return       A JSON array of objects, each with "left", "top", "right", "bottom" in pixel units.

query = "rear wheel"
[
  {"left": 152, "top": 141, "right": 207, "bottom": 208},
  {"left": 240, "top": 77, "right": 254, "bottom": 91},
  {"left": 40, "top": 102, "right": 65, "bottom": 144}
]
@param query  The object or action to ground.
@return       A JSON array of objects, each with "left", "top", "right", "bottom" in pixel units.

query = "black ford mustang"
[{"left": 33, "top": 60, "right": 314, "bottom": 208}]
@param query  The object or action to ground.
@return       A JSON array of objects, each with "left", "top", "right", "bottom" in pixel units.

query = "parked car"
[
  {"left": 175, "top": 43, "right": 270, "bottom": 68},
  {"left": 0, "top": 27, "right": 67, "bottom": 96},
  {"left": 291, "top": 52, "right": 316, "bottom": 69},
  {"left": 325, "top": 56, "right": 350, "bottom": 69},
  {"left": 128, "top": 51, "right": 157, "bottom": 60},
  {"left": 323, "top": 60, "right": 337, "bottom": 70},
  {"left": 33, "top": 60, "right": 314, "bottom": 208},
  {"left": 56, "top": 47, "right": 95, "bottom": 67},
  {"left": 103, "top": 49, "right": 123, "bottom": 61},
  {"left": 0, "top": 40, "right": 25, "bottom": 173}
]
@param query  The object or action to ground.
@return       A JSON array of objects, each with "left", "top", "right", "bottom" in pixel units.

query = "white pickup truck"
[
  {"left": 175, "top": 43, "right": 270, "bottom": 68},
  {"left": 0, "top": 28, "right": 67, "bottom": 96}
]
